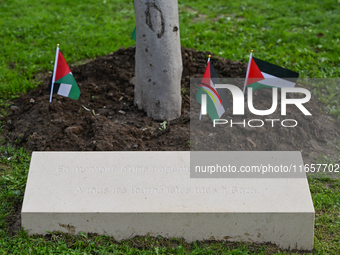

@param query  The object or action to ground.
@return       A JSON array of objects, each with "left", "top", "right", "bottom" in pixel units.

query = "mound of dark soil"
[{"left": 1, "top": 46, "right": 339, "bottom": 164}]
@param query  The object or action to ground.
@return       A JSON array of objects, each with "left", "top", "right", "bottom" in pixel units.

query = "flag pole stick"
[
  {"left": 242, "top": 50, "right": 253, "bottom": 94},
  {"left": 199, "top": 55, "right": 211, "bottom": 120},
  {"left": 49, "top": 44, "right": 60, "bottom": 103}
]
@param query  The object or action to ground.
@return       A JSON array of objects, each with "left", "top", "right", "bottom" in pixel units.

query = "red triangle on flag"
[
  {"left": 55, "top": 51, "right": 71, "bottom": 81},
  {"left": 202, "top": 62, "right": 211, "bottom": 79},
  {"left": 246, "top": 58, "right": 265, "bottom": 85},
  {"left": 199, "top": 61, "right": 223, "bottom": 105}
]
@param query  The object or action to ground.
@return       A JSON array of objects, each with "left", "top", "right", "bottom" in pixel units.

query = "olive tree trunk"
[{"left": 134, "top": 0, "right": 182, "bottom": 121}]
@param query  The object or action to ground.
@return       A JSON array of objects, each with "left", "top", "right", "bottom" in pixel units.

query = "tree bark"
[{"left": 134, "top": 0, "right": 182, "bottom": 121}]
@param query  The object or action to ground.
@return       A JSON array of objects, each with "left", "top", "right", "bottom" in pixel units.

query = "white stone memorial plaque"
[{"left": 22, "top": 151, "right": 314, "bottom": 250}]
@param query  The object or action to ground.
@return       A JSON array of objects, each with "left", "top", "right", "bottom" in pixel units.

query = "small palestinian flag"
[
  {"left": 48, "top": 45, "right": 80, "bottom": 102},
  {"left": 195, "top": 57, "right": 231, "bottom": 121},
  {"left": 243, "top": 51, "right": 299, "bottom": 92}
]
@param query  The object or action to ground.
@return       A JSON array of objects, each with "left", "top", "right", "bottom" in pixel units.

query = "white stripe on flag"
[
  {"left": 258, "top": 72, "right": 296, "bottom": 88},
  {"left": 210, "top": 78, "right": 216, "bottom": 89},
  {"left": 57, "top": 83, "right": 72, "bottom": 97}
]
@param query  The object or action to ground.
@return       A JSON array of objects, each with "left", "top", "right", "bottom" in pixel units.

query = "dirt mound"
[{"left": 1, "top": 46, "right": 339, "bottom": 164}]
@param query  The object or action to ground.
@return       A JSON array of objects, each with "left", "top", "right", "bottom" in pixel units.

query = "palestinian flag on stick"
[
  {"left": 243, "top": 51, "right": 299, "bottom": 93},
  {"left": 49, "top": 45, "right": 80, "bottom": 102},
  {"left": 195, "top": 56, "right": 231, "bottom": 121}
]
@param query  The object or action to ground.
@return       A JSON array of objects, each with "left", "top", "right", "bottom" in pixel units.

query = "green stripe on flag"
[
  {"left": 195, "top": 88, "right": 220, "bottom": 121},
  {"left": 55, "top": 73, "right": 76, "bottom": 84},
  {"left": 55, "top": 73, "right": 80, "bottom": 100},
  {"left": 201, "top": 88, "right": 217, "bottom": 106},
  {"left": 68, "top": 82, "right": 80, "bottom": 100}
]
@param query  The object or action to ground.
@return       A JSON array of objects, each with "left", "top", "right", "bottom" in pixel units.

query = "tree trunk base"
[{"left": 134, "top": 0, "right": 182, "bottom": 121}]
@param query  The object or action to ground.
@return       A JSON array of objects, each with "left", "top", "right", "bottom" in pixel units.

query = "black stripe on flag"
[
  {"left": 210, "top": 63, "right": 231, "bottom": 110},
  {"left": 47, "top": 75, "right": 61, "bottom": 94},
  {"left": 210, "top": 63, "right": 219, "bottom": 79},
  {"left": 252, "top": 57, "right": 299, "bottom": 82}
]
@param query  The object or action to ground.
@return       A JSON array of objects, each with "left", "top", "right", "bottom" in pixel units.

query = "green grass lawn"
[{"left": 0, "top": 0, "right": 339, "bottom": 254}]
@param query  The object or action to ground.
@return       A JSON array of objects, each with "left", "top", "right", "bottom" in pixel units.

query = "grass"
[
  {"left": 0, "top": 0, "right": 339, "bottom": 254},
  {"left": 309, "top": 178, "right": 340, "bottom": 254},
  {"left": 0, "top": 0, "right": 135, "bottom": 95}
]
